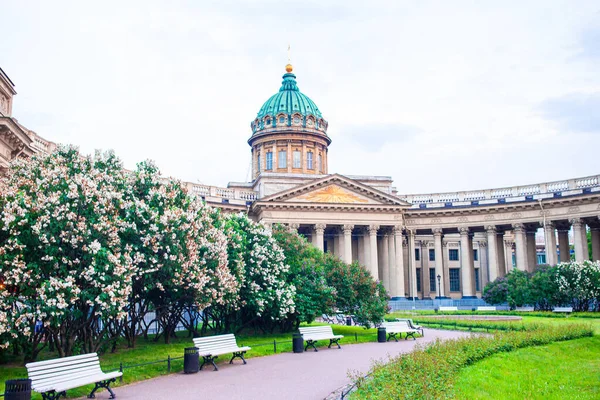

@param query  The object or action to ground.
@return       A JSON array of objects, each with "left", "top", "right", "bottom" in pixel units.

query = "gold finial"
[{"left": 286, "top": 44, "right": 293, "bottom": 72}]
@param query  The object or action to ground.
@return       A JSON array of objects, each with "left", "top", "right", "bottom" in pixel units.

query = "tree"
[
  {"left": 0, "top": 147, "right": 134, "bottom": 359},
  {"left": 482, "top": 277, "right": 509, "bottom": 305},
  {"left": 271, "top": 225, "right": 336, "bottom": 330}
]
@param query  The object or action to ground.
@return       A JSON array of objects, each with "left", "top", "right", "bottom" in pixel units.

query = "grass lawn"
[
  {"left": 453, "top": 335, "right": 600, "bottom": 400},
  {"left": 0, "top": 323, "right": 380, "bottom": 398}
]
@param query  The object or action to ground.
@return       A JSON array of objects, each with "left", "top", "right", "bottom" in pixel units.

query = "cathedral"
[{"left": 2, "top": 64, "right": 600, "bottom": 303}]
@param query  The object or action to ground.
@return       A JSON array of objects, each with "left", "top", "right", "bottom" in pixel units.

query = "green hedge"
[
  {"left": 350, "top": 324, "right": 593, "bottom": 399},
  {"left": 389, "top": 310, "right": 599, "bottom": 319}
]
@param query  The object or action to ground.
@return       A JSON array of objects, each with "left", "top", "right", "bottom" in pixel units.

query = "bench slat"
[
  {"left": 28, "top": 359, "right": 100, "bottom": 377},
  {"left": 26, "top": 353, "right": 98, "bottom": 369}
]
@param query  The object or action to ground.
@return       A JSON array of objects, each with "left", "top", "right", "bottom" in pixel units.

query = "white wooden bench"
[
  {"left": 439, "top": 306, "right": 458, "bottom": 311},
  {"left": 383, "top": 321, "right": 419, "bottom": 341},
  {"left": 515, "top": 306, "right": 534, "bottom": 312},
  {"left": 395, "top": 318, "right": 424, "bottom": 336},
  {"left": 193, "top": 334, "right": 251, "bottom": 371},
  {"left": 299, "top": 326, "right": 343, "bottom": 352},
  {"left": 477, "top": 306, "right": 497, "bottom": 311},
  {"left": 553, "top": 307, "right": 573, "bottom": 314},
  {"left": 25, "top": 353, "right": 121, "bottom": 400}
]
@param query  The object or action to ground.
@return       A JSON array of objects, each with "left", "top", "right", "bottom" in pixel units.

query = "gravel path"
[{"left": 96, "top": 329, "right": 471, "bottom": 400}]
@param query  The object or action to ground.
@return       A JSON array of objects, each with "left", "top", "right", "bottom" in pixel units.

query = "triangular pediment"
[{"left": 256, "top": 174, "right": 411, "bottom": 207}]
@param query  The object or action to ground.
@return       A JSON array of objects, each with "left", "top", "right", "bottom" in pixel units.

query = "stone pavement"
[{"left": 95, "top": 329, "right": 471, "bottom": 400}]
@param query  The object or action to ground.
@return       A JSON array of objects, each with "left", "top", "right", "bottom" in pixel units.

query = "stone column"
[
  {"left": 381, "top": 232, "right": 390, "bottom": 291},
  {"left": 357, "top": 230, "right": 366, "bottom": 265},
  {"left": 526, "top": 228, "right": 538, "bottom": 271},
  {"left": 459, "top": 227, "right": 475, "bottom": 297},
  {"left": 312, "top": 223, "right": 325, "bottom": 252},
  {"left": 512, "top": 223, "right": 529, "bottom": 271},
  {"left": 368, "top": 225, "right": 379, "bottom": 280},
  {"left": 504, "top": 240, "right": 514, "bottom": 273},
  {"left": 571, "top": 218, "right": 587, "bottom": 262},
  {"left": 393, "top": 226, "right": 405, "bottom": 298},
  {"left": 478, "top": 241, "right": 488, "bottom": 290},
  {"left": 486, "top": 226, "right": 500, "bottom": 282},
  {"left": 496, "top": 231, "right": 506, "bottom": 277},
  {"left": 591, "top": 227, "right": 600, "bottom": 262},
  {"left": 557, "top": 229, "right": 570, "bottom": 263},
  {"left": 342, "top": 224, "right": 353, "bottom": 264},
  {"left": 544, "top": 222, "right": 558, "bottom": 265},
  {"left": 387, "top": 233, "right": 397, "bottom": 296},
  {"left": 272, "top": 142, "right": 277, "bottom": 170},
  {"left": 433, "top": 228, "right": 445, "bottom": 297},
  {"left": 407, "top": 230, "right": 417, "bottom": 299}
]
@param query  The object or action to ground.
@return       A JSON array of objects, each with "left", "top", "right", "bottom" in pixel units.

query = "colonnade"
[{"left": 286, "top": 216, "right": 600, "bottom": 300}]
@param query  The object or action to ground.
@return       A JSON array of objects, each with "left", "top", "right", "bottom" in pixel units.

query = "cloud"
[
  {"left": 576, "top": 23, "right": 600, "bottom": 60},
  {"left": 339, "top": 124, "right": 421, "bottom": 151},
  {"left": 540, "top": 93, "right": 600, "bottom": 134}
]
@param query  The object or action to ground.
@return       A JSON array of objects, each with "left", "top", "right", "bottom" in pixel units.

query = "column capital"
[
  {"left": 459, "top": 226, "right": 470, "bottom": 235},
  {"left": 485, "top": 225, "right": 497, "bottom": 233},
  {"left": 543, "top": 221, "right": 555, "bottom": 230},
  {"left": 432, "top": 227, "right": 443, "bottom": 236},
  {"left": 289, "top": 223, "right": 300, "bottom": 232},
  {"left": 314, "top": 223, "right": 326, "bottom": 233},
  {"left": 342, "top": 224, "right": 354, "bottom": 234},
  {"left": 570, "top": 217, "right": 583, "bottom": 227},
  {"left": 479, "top": 241, "right": 488, "bottom": 247},
  {"left": 512, "top": 223, "right": 525, "bottom": 233},
  {"left": 393, "top": 225, "right": 403, "bottom": 235},
  {"left": 368, "top": 224, "right": 379, "bottom": 235}
]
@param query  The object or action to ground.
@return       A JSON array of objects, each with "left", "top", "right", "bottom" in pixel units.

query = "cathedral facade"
[{"left": 3, "top": 64, "right": 600, "bottom": 301}]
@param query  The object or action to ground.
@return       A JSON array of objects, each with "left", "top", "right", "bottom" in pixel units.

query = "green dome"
[{"left": 256, "top": 72, "right": 323, "bottom": 120}]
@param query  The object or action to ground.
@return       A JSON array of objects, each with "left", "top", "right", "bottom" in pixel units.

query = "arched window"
[
  {"left": 307, "top": 151, "right": 313, "bottom": 169},
  {"left": 266, "top": 152, "right": 273, "bottom": 170},
  {"left": 317, "top": 154, "right": 322, "bottom": 173}
]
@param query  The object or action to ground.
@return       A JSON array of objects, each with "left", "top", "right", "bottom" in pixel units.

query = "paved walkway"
[{"left": 100, "top": 329, "right": 471, "bottom": 400}]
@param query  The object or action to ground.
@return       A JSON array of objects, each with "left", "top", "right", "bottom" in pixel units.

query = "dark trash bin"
[
  {"left": 4, "top": 379, "right": 31, "bottom": 400},
  {"left": 377, "top": 327, "right": 387, "bottom": 343},
  {"left": 293, "top": 333, "right": 304, "bottom": 353},
  {"left": 346, "top": 316, "right": 352, "bottom": 326},
  {"left": 184, "top": 347, "right": 199, "bottom": 374}
]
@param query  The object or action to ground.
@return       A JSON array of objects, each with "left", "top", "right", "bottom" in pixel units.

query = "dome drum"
[{"left": 248, "top": 65, "right": 330, "bottom": 180}]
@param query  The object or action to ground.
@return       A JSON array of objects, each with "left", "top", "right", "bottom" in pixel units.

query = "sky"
[{"left": 2, "top": 0, "right": 599, "bottom": 194}]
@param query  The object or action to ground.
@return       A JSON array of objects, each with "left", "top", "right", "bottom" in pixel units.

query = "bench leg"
[
  {"left": 88, "top": 378, "right": 117, "bottom": 399},
  {"left": 200, "top": 355, "right": 219, "bottom": 371},
  {"left": 305, "top": 340, "right": 318, "bottom": 352},
  {"left": 42, "top": 391, "right": 67, "bottom": 400},
  {"left": 329, "top": 338, "right": 341, "bottom": 349},
  {"left": 405, "top": 332, "right": 416, "bottom": 341},
  {"left": 229, "top": 351, "right": 247, "bottom": 365},
  {"left": 387, "top": 333, "right": 398, "bottom": 342}
]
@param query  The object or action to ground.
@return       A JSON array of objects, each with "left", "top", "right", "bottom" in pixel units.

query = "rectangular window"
[
  {"left": 317, "top": 154, "right": 322, "bottom": 172},
  {"left": 257, "top": 155, "right": 261, "bottom": 172},
  {"left": 475, "top": 268, "right": 480, "bottom": 291},
  {"left": 415, "top": 248, "right": 420, "bottom": 261},
  {"left": 307, "top": 151, "right": 313, "bottom": 169},
  {"left": 429, "top": 248, "right": 435, "bottom": 261},
  {"left": 449, "top": 249, "right": 459, "bottom": 261},
  {"left": 266, "top": 152, "right": 273, "bottom": 170},
  {"left": 473, "top": 249, "right": 479, "bottom": 261},
  {"left": 416, "top": 268, "right": 421, "bottom": 292},
  {"left": 278, "top": 150, "right": 287, "bottom": 168},
  {"left": 449, "top": 269, "right": 460, "bottom": 292},
  {"left": 293, "top": 151, "right": 301, "bottom": 168},
  {"left": 429, "top": 269, "right": 436, "bottom": 292}
]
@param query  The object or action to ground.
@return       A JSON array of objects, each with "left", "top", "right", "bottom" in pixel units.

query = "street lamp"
[{"left": 437, "top": 274, "right": 441, "bottom": 298}]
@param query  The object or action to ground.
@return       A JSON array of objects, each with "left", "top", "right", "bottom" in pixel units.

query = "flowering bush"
[
  {"left": 121, "top": 161, "right": 234, "bottom": 344},
  {"left": 483, "top": 261, "right": 600, "bottom": 311},
  {"left": 219, "top": 215, "right": 295, "bottom": 332},
  {"left": 0, "top": 147, "right": 134, "bottom": 358}
]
